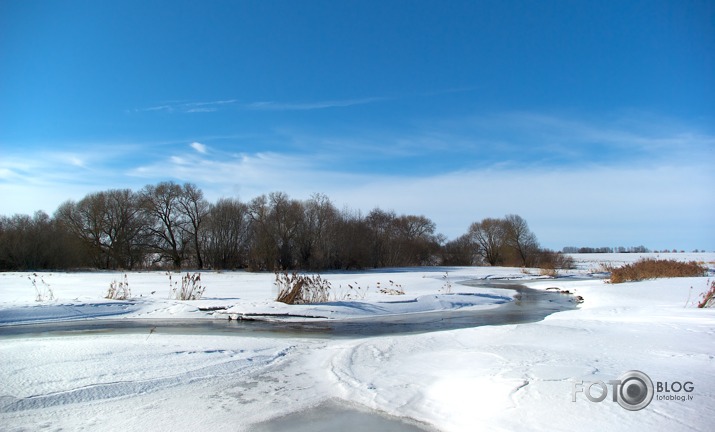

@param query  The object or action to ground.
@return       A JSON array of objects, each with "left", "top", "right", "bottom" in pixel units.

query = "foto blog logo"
[
  {"left": 572, "top": 370, "right": 654, "bottom": 411},
  {"left": 572, "top": 370, "right": 695, "bottom": 411}
]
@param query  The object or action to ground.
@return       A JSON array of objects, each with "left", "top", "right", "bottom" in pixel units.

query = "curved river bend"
[
  {"left": 0, "top": 279, "right": 581, "bottom": 432},
  {"left": 0, "top": 280, "right": 578, "bottom": 338}
]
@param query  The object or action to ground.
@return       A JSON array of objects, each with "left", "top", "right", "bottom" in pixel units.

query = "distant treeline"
[
  {"left": 562, "top": 246, "right": 650, "bottom": 254},
  {"left": 562, "top": 246, "right": 706, "bottom": 254},
  {"left": 0, "top": 181, "right": 573, "bottom": 271}
]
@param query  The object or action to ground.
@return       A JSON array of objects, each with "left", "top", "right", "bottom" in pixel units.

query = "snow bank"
[{"left": 0, "top": 268, "right": 526, "bottom": 324}]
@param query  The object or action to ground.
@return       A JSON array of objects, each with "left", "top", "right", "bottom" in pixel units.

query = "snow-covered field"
[{"left": 1, "top": 253, "right": 714, "bottom": 431}]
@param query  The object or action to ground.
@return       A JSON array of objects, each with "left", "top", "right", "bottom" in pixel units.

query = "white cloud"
[
  {"left": 170, "top": 156, "right": 188, "bottom": 165},
  {"left": 190, "top": 142, "right": 208, "bottom": 154}
]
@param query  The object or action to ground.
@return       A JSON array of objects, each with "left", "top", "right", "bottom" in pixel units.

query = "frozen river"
[{"left": 0, "top": 282, "right": 577, "bottom": 339}]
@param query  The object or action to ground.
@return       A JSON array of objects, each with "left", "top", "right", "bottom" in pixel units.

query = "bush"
[
  {"left": 275, "top": 272, "right": 332, "bottom": 304},
  {"left": 608, "top": 259, "right": 707, "bottom": 284},
  {"left": 536, "top": 250, "right": 575, "bottom": 277}
]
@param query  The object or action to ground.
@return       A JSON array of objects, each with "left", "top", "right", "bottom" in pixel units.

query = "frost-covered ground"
[{"left": 1, "top": 253, "right": 714, "bottom": 431}]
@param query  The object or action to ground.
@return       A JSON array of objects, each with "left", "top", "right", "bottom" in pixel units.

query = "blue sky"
[{"left": 1, "top": 0, "right": 713, "bottom": 250}]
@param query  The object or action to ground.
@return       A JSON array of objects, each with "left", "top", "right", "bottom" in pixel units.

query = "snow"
[{"left": 1, "top": 253, "right": 714, "bottom": 431}]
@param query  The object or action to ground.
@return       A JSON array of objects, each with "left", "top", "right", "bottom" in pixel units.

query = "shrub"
[
  {"left": 539, "top": 267, "right": 558, "bottom": 278},
  {"left": 275, "top": 272, "right": 332, "bottom": 304},
  {"left": 698, "top": 280, "right": 715, "bottom": 308},
  {"left": 169, "top": 272, "right": 206, "bottom": 300},
  {"left": 609, "top": 259, "right": 707, "bottom": 284},
  {"left": 536, "top": 250, "right": 575, "bottom": 277},
  {"left": 106, "top": 273, "right": 131, "bottom": 300}
]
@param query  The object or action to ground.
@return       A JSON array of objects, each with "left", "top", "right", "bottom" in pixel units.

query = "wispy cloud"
[
  {"left": 269, "top": 109, "right": 715, "bottom": 175},
  {"left": 253, "top": 85, "right": 480, "bottom": 111},
  {"left": 134, "top": 99, "right": 237, "bottom": 114},
  {"left": 132, "top": 97, "right": 390, "bottom": 114},
  {"left": 395, "top": 110, "right": 715, "bottom": 169},
  {"left": 134, "top": 96, "right": 386, "bottom": 114},
  {"left": 129, "top": 150, "right": 326, "bottom": 193},
  {"left": 134, "top": 87, "right": 477, "bottom": 115},
  {"left": 245, "top": 96, "right": 388, "bottom": 111},
  {"left": 190, "top": 142, "right": 208, "bottom": 154}
]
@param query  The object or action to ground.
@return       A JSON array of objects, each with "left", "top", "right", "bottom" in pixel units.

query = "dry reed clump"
[
  {"left": 607, "top": 259, "right": 707, "bottom": 284},
  {"left": 275, "top": 272, "right": 332, "bottom": 304},
  {"left": 106, "top": 273, "right": 131, "bottom": 300},
  {"left": 698, "top": 280, "right": 715, "bottom": 308},
  {"left": 28, "top": 273, "right": 54, "bottom": 302},
  {"left": 168, "top": 272, "right": 206, "bottom": 300},
  {"left": 377, "top": 280, "right": 406, "bottom": 295}
]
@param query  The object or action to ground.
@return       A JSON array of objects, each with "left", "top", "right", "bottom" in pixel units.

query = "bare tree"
[
  {"left": 55, "top": 190, "right": 145, "bottom": 269},
  {"left": 0, "top": 211, "right": 72, "bottom": 270},
  {"left": 139, "top": 182, "right": 188, "bottom": 268},
  {"left": 366, "top": 209, "right": 398, "bottom": 267},
  {"left": 268, "top": 192, "right": 304, "bottom": 269},
  {"left": 441, "top": 233, "right": 477, "bottom": 266},
  {"left": 331, "top": 207, "right": 371, "bottom": 269},
  {"left": 362, "top": 210, "right": 441, "bottom": 267},
  {"left": 177, "top": 183, "right": 209, "bottom": 269},
  {"left": 56, "top": 198, "right": 105, "bottom": 267},
  {"left": 204, "top": 198, "right": 250, "bottom": 269},
  {"left": 295, "top": 193, "right": 339, "bottom": 269},
  {"left": 468, "top": 218, "right": 506, "bottom": 266},
  {"left": 246, "top": 195, "right": 274, "bottom": 270},
  {"left": 395, "top": 214, "right": 440, "bottom": 266},
  {"left": 246, "top": 193, "right": 303, "bottom": 270},
  {"left": 503, "top": 214, "right": 540, "bottom": 267}
]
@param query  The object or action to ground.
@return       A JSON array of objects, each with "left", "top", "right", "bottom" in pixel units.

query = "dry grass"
[{"left": 607, "top": 259, "right": 707, "bottom": 284}]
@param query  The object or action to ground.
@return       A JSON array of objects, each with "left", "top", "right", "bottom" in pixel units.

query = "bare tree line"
[{"left": 0, "top": 181, "right": 568, "bottom": 271}]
